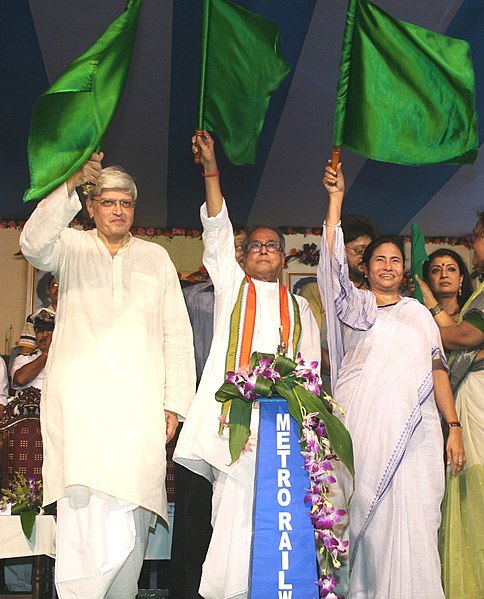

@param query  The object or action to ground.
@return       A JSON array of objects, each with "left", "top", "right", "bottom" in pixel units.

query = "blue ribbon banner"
[{"left": 249, "top": 397, "right": 318, "bottom": 598}]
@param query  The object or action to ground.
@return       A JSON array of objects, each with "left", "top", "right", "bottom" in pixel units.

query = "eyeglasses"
[
  {"left": 91, "top": 199, "right": 136, "bottom": 210},
  {"left": 245, "top": 241, "right": 284, "bottom": 254},
  {"left": 345, "top": 244, "right": 367, "bottom": 256}
]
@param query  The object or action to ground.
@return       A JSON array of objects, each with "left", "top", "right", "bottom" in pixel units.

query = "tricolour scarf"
[{"left": 221, "top": 275, "right": 302, "bottom": 420}]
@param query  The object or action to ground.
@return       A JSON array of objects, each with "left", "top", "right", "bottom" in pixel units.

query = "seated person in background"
[
  {"left": 11, "top": 310, "right": 54, "bottom": 395},
  {"left": 16, "top": 275, "right": 58, "bottom": 354},
  {"left": 0, "top": 358, "right": 8, "bottom": 418}
]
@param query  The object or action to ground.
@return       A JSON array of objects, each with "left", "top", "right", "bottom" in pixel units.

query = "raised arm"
[
  {"left": 415, "top": 275, "right": 484, "bottom": 350},
  {"left": 20, "top": 153, "right": 104, "bottom": 272},
  {"left": 65, "top": 152, "right": 104, "bottom": 194},
  {"left": 322, "top": 161, "right": 345, "bottom": 256},
  {"left": 192, "top": 131, "right": 223, "bottom": 217}
]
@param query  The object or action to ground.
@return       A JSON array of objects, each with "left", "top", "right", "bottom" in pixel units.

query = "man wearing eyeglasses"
[
  {"left": 174, "top": 131, "right": 320, "bottom": 599},
  {"left": 20, "top": 156, "right": 195, "bottom": 599}
]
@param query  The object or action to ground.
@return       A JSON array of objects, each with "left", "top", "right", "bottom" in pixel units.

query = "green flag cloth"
[
  {"left": 411, "top": 223, "right": 429, "bottom": 304},
  {"left": 24, "top": 0, "right": 142, "bottom": 202},
  {"left": 333, "top": 0, "right": 478, "bottom": 166},
  {"left": 198, "top": 0, "right": 291, "bottom": 165}
]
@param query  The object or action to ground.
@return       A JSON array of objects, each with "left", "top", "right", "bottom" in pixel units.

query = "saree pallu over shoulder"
[
  {"left": 448, "top": 281, "right": 484, "bottom": 393},
  {"left": 318, "top": 222, "right": 377, "bottom": 388},
  {"left": 338, "top": 299, "right": 445, "bottom": 568},
  {"left": 440, "top": 283, "right": 484, "bottom": 599}
]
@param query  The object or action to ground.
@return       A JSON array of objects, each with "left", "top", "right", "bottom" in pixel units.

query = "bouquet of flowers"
[
  {"left": 0, "top": 472, "right": 43, "bottom": 539},
  {"left": 215, "top": 352, "right": 353, "bottom": 598}
]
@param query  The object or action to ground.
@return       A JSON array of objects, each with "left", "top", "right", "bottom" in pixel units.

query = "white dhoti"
[
  {"left": 199, "top": 472, "right": 254, "bottom": 599},
  {"left": 55, "top": 487, "right": 151, "bottom": 599}
]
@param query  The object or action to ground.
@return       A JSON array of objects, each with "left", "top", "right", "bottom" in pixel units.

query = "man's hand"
[
  {"left": 66, "top": 152, "right": 104, "bottom": 193},
  {"left": 164, "top": 410, "right": 179, "bottom": 444},
  {"left": 192, "top": 131, "right": 218, "bottom": 174}
]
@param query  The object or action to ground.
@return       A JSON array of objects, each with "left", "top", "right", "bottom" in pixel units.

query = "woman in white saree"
[{"left": 318, "top": 162, "right": 466, "bottom": 599}]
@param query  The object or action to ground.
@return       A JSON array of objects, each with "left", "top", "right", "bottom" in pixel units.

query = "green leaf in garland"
[
  {"left": 293, "top": 386, "right": 354, "bottom": 477},
  {"left": 19, "top": 508, "right": 37, "bottom": 540},
  {"left": 272, "top": 354, "right": 297, "bottom": 377},
  {"left": 254, "top": 375, "right": 274, "bottom": 397},
  {"left": 215, "top": 382, "right": 239, "bottom": 403},
  {"left": 274, "top": 379, "right": 303, "bottom": 428},
  {"left": 227, "top": 395, "right": 253, "bottom": 464}
]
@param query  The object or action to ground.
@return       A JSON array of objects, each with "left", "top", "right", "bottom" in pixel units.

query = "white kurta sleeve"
[
  {"left": 294, "top": 296, "right": 323, "bottom": 370},
  {"left": 201, "top": 199, "right": 242, "bottom": 292},
  {"left": 20, "top": 183, "right": 82, "bottom": 273},
  {"left": 161, "top": 258, "right": 196, "bottom": 419}
]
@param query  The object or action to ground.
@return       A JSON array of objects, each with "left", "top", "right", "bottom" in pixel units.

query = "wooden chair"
[{"left": 0, "top": 387, "right": 53, "bottom": 599}]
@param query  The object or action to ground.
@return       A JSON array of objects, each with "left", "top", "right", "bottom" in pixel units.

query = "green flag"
[
  {"left": 411, "top": 223, "right": 429, "bottom": 304},
  {"left": 24, "top": 0, "right": 142, "bottom": 202},
  {"left": 198, "top": 0, "right": 291, "bottom": 165},
  {"left": 333, "top": 0, "right": 478, "bottom": 166}
]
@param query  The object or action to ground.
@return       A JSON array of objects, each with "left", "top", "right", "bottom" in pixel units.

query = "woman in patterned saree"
[
  {"left": 318, "top": 162, "right": 466, "bottom": 599},
  {"left": 417, "top": 213, "right": 484, "bottom": 599}
]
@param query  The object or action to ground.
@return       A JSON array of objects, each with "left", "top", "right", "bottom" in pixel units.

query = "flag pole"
[
  {"left": 194, "top": 0, "right": 211, "bottom": 163},
  {"left": 330, "top": 146, "right": 341, "bottom": 170}
]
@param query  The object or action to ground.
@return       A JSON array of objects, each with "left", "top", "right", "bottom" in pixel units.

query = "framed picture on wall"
[
  {"left": 286, "top": 272, "right": 317, "bottom": 295},
  {"left": 26, "top": 266, "right": 53, "bottom": 317}
]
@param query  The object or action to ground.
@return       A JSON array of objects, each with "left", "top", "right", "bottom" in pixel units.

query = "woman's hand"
[
  {"left": 414, "top": 274, "right": 438, "bottom": 309},
  {"left": 323, "top": 161, "right": 345, "bottom": 197},
  {"left": 446, "top": 427, "right": 466, "bottom": 476}
]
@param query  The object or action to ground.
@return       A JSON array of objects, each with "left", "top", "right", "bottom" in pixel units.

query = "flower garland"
[
  {"left": 216, "top": 352, "right": 353, "bottom": 597},
  {"left": 302, "top": 414, "right": 348, "bottom": 598},
  {"left": 0, "top": 472, "right": 43, "bottom": 539}
]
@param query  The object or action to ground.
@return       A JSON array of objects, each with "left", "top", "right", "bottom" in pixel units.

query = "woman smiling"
[{"left": 318, "top": 162, "right": 465, "bottom": 599}]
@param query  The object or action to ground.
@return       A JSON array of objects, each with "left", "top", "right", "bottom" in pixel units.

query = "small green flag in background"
[
  {"left": 24, "top": 0, "right": 142, "bottom": 202},
  {"left": 333, "top": 0, "right": 478, "bottom": 166},
  {"left": 411, "top": 223, "right": 429, "bottom": 304},
  {"left": 198, "top": 0, "right": 291, "bottom": 165}
]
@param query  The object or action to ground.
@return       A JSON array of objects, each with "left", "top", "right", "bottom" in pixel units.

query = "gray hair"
[{"left": 89, "top": 166, "right": 137, "bottom": 200}]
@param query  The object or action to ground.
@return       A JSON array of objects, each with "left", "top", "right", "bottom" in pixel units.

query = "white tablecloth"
[
  {"left": 0, "top": 505, "right": 173, "bottom": 562},
  {"left": 0, "top": 515, "right": 56, "bottom": 559}
]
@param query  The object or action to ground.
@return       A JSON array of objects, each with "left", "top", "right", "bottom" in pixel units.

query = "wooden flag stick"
[
  {"left": 330, "top": 146, "right": 341, "bottom": 170},
  {"left": 193, "top": 129, "right": 204, "bottom": 164}
]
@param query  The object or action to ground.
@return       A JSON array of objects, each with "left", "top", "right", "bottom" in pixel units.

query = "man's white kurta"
[
  {"left": 175, "top": 201, "right": 320, "bottom": 480},
  {"left": 174, "top": 201, "right": 320, "bottom": 598},
  {"left": 20, "top": 184, "right": 195, "bottom": 522}
]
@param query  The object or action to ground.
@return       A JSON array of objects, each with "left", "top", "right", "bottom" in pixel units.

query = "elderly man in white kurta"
[
  {"left": 174, "top": 132, "right": 321, "bottom": 599},
  {"left": 20, "top": 154, "right": 195, "bottom": 599}
]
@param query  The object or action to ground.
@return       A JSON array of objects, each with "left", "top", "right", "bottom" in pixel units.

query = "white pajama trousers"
[{"left": 55, "top": 488, "right": 151, "bottom": 599}]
